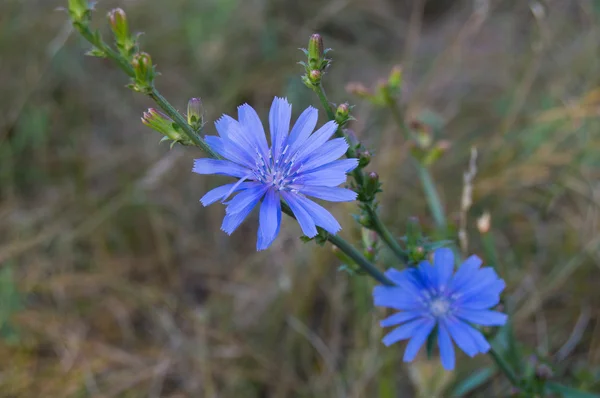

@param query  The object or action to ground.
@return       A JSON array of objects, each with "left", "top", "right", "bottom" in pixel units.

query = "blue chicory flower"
[
  {"left": 193, "top": 97, "right": 358, "bottom": 250},
  {"left": 373, "top": 248, "right": 507, "bottom": 370}
]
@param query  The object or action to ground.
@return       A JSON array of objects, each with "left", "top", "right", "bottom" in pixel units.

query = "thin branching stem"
[
  {"left": 312, "top": 83, "right": 407, "bottom": 261},
  {"left": 70, "top": 16, "right": 386, "bottom": 284}
]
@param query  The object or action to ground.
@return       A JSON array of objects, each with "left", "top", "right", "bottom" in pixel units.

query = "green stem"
[
  {"left": 488, "top": 346, "right": 520, "bottom": 388},
  {"left": 74, "top": 22, "right": 134, "bottom": 77},
  {"left": 72, "top": 21, "right": 219, "bottom": 158},
  {"left": 72, "top": 15, "right": 390, "bottom": 287},
  {"left": 313, "top": 83, "right": 408, "bottom": 262},
  {"left": 314, "top": 84, "right": 336, "bottom": 121},
  {"left": 415, "top": 162, "right": 447, "bottom": 231},
  {"left": 366, "top": 206, "right": 406, "bottom": 261},
  {"left": 328, "top": 233, "right": 393, "bottom": 286}
]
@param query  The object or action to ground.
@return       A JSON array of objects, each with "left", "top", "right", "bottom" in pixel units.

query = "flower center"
[
  {"left": 253, "top": 146, "right": 300, "bottom": 191},
  {"left": 429, "top": 297, "right": 451, "bottom": 317}
]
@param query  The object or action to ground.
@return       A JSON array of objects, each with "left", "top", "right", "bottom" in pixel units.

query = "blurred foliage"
[{"left": 1, "top": 0, "right": 600, "bottom": 396}]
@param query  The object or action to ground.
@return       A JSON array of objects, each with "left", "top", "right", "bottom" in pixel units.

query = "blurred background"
[{"left": 2, "top": 0, "right": 600, "bottom": 396}]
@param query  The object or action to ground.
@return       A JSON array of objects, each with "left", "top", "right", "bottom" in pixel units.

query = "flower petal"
[
  {"left": 298, "top": 186, "right": 357, "bottom": 202},
  {"left": 205, "top": 135, "right": 255, "bottom": 169},
  {"left": 403, "top": 318, "right": 436, "bottom": 362},
  {"left": 373, "top": 286, "right": 424, "bottom": 311},
  {"left": 269, "top": 97, "right": 292, "bottom": 159},
  {"left": 221, "top": 197, "right": 261, "bottom": 235},
  {"left": 256, "top": 189, "right": 282, "bottom": 250},
  {"left": 455, "top": 309, "right": 507, "bottom": 326},
  {"left": 200, "top": 182, "right": 256, "bottom": 206},
  {"left": 292, "top": 195, "right": 341, "bottom": 234},
  {"left": 293, "top": 120, "right": 338, "bottom": 162},
  {"left": 383, "top": 268, "right": 426, "bottom": 297},
  {"left": 215, "top": 115, "right": 257, "bottom": 159},
  {"left": 380, "top": 311, "right": 422, "bottom": 328},
  {"left": 280, "top": 191, "right": 317, "bottom": 238},
  {"left": 287, "top": 106, "right": 318, "bottom": 154},
  {"left": 238, "top": 103, "right": 269, "bottom": 158},
  {"left": 192, "top": 158, "right": 251, "bottom": 178},
  {"left": 461, "top": 323, "right": 491, "bottom": 353},
  {"left": 438, "top": 322, "right": 456, "bottom": 370},
  {"left": 449, "top": 255, "right": 483, "bottom": 293},
  {"left": 298, "top": 138, "right": 349, "bottom": 172},
  {"left": 382, "top": 318, "right": 428, "bottom": 347},
  {"left": 444, "top": 317, "right": 478, "bottom": 357},
  {"left": 433, "top": 248, "right": 454, "bottom": 289},
  {"left": 225, "top": 185, "right": 268, "bottom": 214}
]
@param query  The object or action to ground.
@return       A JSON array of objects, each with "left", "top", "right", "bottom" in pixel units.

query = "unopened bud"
[
  {"left": 68, "top": 0, "right": 91, "bottom": 22},
  {"left": 308, "top": 34, "right": 324, "bottom": 65},
  {"left": 336, "top": 103, "right": 350, "bottom": 118},
  {"left": 358, "top": 150, "right": 371, "bottom": 168},
  {"left": 335, "top": 102, "right": 351, "bottom": 126},
  {"left": 308, "top": 69, "right": 322, "bottom": 84},
  {"left": 364, "top": 172, "right": 380, "bottom": 200},
  {"left": 108, "top": 8, "right": 129, "bottom": 41},
  {"left": 141, "top": 108, "right": 185, "bottom": 145},
  {"left": 187, "top": 98, "right": 203, "bottom": 130},
  {"left": 132, "top": 52, "right": 154, "bottom": 90},
  {"left": 477, "top": 212, "right": 491, "bottom": 233}
]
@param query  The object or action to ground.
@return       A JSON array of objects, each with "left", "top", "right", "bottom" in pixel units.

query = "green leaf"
[
  {"left": 451, "top": 367, "right": 495, "bottom": 397},
  {"left": 546, "top": 382, "right": 600, "bottom": 398}
]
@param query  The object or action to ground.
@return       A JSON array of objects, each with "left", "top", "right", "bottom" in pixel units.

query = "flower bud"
[
  {"left": 68, "top": 0, "right": 91, "bottom": 22},
  {"left": 308, "top": 34, "right": 324, "bottom": 66},
  {"left": 308, "top": 70, "right": 322, "bottom": 85},
  {"left": 131, "top": 52, "right": 154, "bottom": 91},
  {"left": 108, "top": 8, "right": 129, "bottom": 42},
  {"left": 358, "top": 150, "right": 371, "bottom": 168},
  {"left": 364, "top": 172, "right": 380, "bottom": 200},
  {"left": 142, "top": 108, "right": 173, "bottom": 133},
  {"left": 335, "top": 102, "right": 351, "bottom": 126},
  {"left": 187, "top": 98, "right": 203, "bottom": 130},
  {"left": 141, "top": 108, "right": 188, "bottom": 145}
]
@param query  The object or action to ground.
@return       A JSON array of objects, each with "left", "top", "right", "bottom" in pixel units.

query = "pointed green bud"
[
  {"left": 68, "top": 0, "right": 91, "bottom": 22},
  {"left": 187, "top": 98, "right": 203, "bottom": 131},
  {"left": 363, "top": 172, "right": 380, "bottom": 201},
  {"left": 131, "top": 52, "right": 154, "bottom": 92},
  {"left": 108, "top": 8, "right": 129, "bottom": 41},
  {"left": 335, "top": 102, "right": 351, "bottom": 126},
  {"left": 141, "top": 108, "right": 192, "bottom": 146},
  {"left": 308, "top": 33, "right": 324, "bottom": 66}
]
